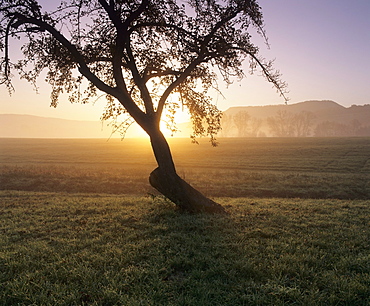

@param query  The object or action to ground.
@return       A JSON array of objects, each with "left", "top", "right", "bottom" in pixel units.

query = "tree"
[
  {"left": 348, "top": 119, "right": 362, "bottom": 136},
  {"left": 0, "top": 0, "right": 287, "bottom": 213},
  {"left": 314, "top": 121, "right": 348, "bottom": 137},
  {"left": 292, "top": 111, "right": 315, "bottom": 137},
  {"left": 267, "top": 110, "right": 314, "bottom": 137},
  {"left": 249, "top": 117, "right": 262, "bottom": 137},
  {"left": 220, "top": 112, "right": 233, "bottom": 137},
  {"left": 313, "top": 120, "right": 366, "bottom": 137},
  {"left": 233, "top": 111, "right": 250, "bottom": 137},
  {"left": 267, "top": 110, "right": 293, "bottom": 137}
]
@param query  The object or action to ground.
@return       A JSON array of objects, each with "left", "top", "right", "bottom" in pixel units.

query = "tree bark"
[{"left": 148, "top": 129, "right": 226, "bottom": 214}]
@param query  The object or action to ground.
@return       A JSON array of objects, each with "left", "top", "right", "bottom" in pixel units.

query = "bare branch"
[
  {"left": 238, "top": 47, "right": 289, "bottom": 102},
  {"left": 125, "top": 37, "right": 155, "bottom": 115}
]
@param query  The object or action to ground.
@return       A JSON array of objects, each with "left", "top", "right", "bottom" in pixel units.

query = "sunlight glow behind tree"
[{"left": 0, "top": 0, "right": 287, "bottom": 213}]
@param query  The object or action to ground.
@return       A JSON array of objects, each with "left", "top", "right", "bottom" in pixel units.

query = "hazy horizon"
[
  {"left": 2, "top": 100, "right": 370, "bottom": 139},
  {"left": 1, "top": 99, "right": 369, "bottom": 122}
]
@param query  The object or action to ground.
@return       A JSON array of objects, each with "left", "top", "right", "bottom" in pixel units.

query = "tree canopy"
[
  {"left": 1, "top": 0, "right": 287, "bottom": 143},
  {"left": 0, "top": 0, "right": 287, "bottom": 212}
]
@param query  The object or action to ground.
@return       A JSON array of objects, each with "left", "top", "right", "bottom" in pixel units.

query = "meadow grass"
[
  {"left": 1, "top": 137, "right": 369, "bottom": 199},
  {"left": 1, "top": 191, "right": 369, "bottom": 305},
  {"left": 1, "top": 137, "right": 369, "bottom": 304}
]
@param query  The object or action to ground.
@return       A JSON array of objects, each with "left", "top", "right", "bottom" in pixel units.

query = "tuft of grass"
[{"left": 1, "top": 191, "right": 369, "bottom": 305}]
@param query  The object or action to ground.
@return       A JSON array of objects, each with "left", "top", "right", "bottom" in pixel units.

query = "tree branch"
[
  {"left": 9, "top": 12, "right": 148, "bottom": 125},
  {"left": 96, "top": 0, "right": 130, "bottom": 95},
  {"left": 12, "top": 13, "right": 116, "bottom": 94},
  {"left": 156, "top": 57, "right": 204, "bottom": 121},
  {"left": 154, "top": 8, "right": 243, "bottom": 122},
  {"left": 123, "top": 0, "right": 149, "bottom": 29},
  {"left": 128, "top": 22, "right": 197, "bottom": 41},
  {"left": 97, "top": 0, "right": 121, "bottom": 29},
  {"left": 143, "top": 67, "right": 182, "bottom": 83},
  {"left": 98, "top": 0, "right": 154, "bottom": 116},
  {"left": 1, "top": 16, "right": 16, "bottom": 85},
  {"left": 125, "top": 40, "right": 155, "bottom": 115},
  {"left": 232, "top": 46, "right": 289, "bottom": 102}
]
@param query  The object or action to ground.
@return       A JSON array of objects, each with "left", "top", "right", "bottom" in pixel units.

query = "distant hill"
[
  {"left": 224, "top": 100, "right": 368, "bottom": 122},
  {"left": 0, "top": 114, "right": 119, "bottom": 138},
  {"left": 1, "top": 101, "right": 369, "bottom": 138},
  {"left": 0, "top": 114, "right": 193, "bottom": 138},
  {"left": 222, "top": 100, "right": 370, "bottom": 137}
]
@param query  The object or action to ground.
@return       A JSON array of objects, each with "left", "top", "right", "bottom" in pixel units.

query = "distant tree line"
[
  {"left": 267, "top": 110, "right": 315, "bottom": 137},
  {"left": 314, "top": 120, "right": 370, "bottom": 137},
  {"left": 221, "top": 111, "right": 263, "bottom": 137},
  {"left": 220, "top": 110, "right": 370, "bottom": 137}
]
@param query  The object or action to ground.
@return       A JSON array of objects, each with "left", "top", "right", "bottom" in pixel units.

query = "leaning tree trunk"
[{"left": 148, "top": 129, "right": 226, "bottom": 214}]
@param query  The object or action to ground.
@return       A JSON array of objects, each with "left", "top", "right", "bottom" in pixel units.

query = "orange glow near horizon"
[{"left": 125, "top": 110, "right": 191, "bottom": 139}]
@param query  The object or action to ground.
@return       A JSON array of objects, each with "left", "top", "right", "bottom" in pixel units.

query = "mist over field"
[
  {"left": 2, "top": 101, "right": 370, "bottom": 138},
  {"left": 1, "top": 137, "right": 369, "bottom": 200}
]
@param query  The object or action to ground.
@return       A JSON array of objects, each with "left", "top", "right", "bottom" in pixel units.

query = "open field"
[
  {"left": 1, "top": 191, "right": 369, "bottom": 305},
  {"left": 1, "top": 137, "right": 369, "bottom": 199},
  {"left": 1, "top": 138, "right": 369, "bottom": 304}
]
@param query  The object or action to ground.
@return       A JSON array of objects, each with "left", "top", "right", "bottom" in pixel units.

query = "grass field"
[
  {"left": 1, "top": 191, "right": 369, "bottom": 305},
  {"left": 0, "top": 137, "right": 369, "bottom": 305},
  {"left": 1, "top": 137, "right": 369, "bottom": 199}
]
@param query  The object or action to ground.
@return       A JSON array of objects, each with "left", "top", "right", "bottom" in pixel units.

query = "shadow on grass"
[
  {"left": 138, "top": 197, "right": 262, "bottom": 305},
  {"left": 1, "top": 192, "right": 369, "bottom": 305},
  {"left": 128, "top": 198, "right": 312, "bottom": 305},
  {"left": 137, "top": 197, "right": 370, "bottom": 305}
]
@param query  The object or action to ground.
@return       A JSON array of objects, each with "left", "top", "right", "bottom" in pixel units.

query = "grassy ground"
[
  {"left": 1, "top": 137, "right": 369, "bottom": 304},
  {"left": 1, "top": 137, "right": 369, "bottom": 199},
  {"left": 1, "top": 191, "right": 369, "bottom": 305}
]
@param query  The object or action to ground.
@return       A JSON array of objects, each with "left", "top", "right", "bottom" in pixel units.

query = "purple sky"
[
  {"left": 1, "top": 0, "right": 369, "bottom": 121},
  {"left": 260, "top": 0, "right": 369, "bottom": 104}
]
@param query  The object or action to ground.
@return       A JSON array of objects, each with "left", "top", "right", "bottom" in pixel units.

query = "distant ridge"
[
  {"left": 226, "top": 100, "right": 342, "bottom": 116},
  {"left": 222, "top": 100, "right": 370, "bottom": 137},
  {"left": 224, "top": 100, "right": 370, "bottom": 125},
  {"left": 0, "top": 114, "right": 113, "bottom": 138},
  {"left": 1, "top": 100, "right": 369, "bottom": 137}
]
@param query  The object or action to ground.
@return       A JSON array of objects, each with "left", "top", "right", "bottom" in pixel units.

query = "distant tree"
[
  {"left": 233, "top": 111, "right": 251, "bottom": 137},
  {"left": 268, "top": 110, "right": 315, "bottom": 137},
  {"left": 220, "top": 112, "right": 233, "bottom": 137},
  {"left": 292, "top": 111, "right": 315, "bottom": 137},
  {"left": 0, "top": 0, "right": 287, "bottom": 213},
  {"left": 348, "top": 119, "right": 362, "bottom": 136},
  {"left": 314, "top": 119, "right": 369, "bottom": 137},
  {"left": 249, "top": 117, "right": 262, "bottom": 137},
  {"left": 267, "top": 110, "right": 294, "bottom": 137},
  {"left": 314, "top": 121, "right": 348, "bottom": 137}
]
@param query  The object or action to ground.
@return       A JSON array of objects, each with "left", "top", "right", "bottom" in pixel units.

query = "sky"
[{"left": 0, "top": 0, "right": 369, "bottom": 122}]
